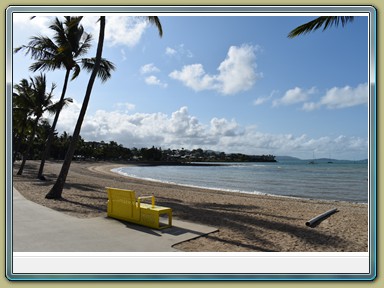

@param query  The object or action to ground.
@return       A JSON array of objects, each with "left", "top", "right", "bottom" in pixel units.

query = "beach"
[{"left": 12, "top": 160, "right": 368, "bottom": 252}]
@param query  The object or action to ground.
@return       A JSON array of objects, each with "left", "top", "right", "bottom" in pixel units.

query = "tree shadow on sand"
[{"left": 158, "top": 198, "right": 351, "bottom": 252}]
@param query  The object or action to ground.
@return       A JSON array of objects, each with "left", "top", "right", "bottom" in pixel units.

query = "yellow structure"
[{"left": 106, "top": 187, "right": 172, "bottom": 229}]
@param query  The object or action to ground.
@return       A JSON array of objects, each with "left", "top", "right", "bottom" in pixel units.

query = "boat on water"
[{"left": 308, "top": 151, "right": 316, "bottom": 164}]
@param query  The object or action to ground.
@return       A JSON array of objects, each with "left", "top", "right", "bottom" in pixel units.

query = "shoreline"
[
  {"left": 12, "top": 160, "right": 368, "bottom": 252},
  {"left": 111, "top": 164, "right": 368, "bottom": 206}
]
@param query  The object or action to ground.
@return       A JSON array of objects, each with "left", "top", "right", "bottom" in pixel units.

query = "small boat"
[{"left": 308, "top": 151, "right": 316, "bottom": 164}]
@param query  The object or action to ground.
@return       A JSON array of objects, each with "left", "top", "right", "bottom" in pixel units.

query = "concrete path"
[{"left": 12, "top": 188, "right": 218, "bottom": 252}]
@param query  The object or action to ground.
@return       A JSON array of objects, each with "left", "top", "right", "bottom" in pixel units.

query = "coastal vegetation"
[{"left": 13, "top": 130, "right": 276, "bottom": 163}]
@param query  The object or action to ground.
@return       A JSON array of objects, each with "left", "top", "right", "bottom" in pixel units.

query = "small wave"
[
  {"left": 110, "top": 164, "right": 368, "bottom": 203},
  {"left": 111, "top": 167, "right": 278, "bottom": 197}
]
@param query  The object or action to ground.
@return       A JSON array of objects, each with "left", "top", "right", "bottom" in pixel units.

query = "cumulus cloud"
[
  {"left": 273, "top": 87, "right": 316, "bottom": 107},
  {"left": 302, "top": 83, "right": 368, "bottom": 111},
  {"left": 210, "top": 118, "right": 241, "bottom": 136},
  {"left": 140, "top": 63, "right": 160, "bottom": 74},
  {"left": 76, "top": 16, "right": 152, "bottom": 48},
  {"left": 144, "top": 75, "right": 168, "bottom": 88},
  {"left": 104, "top": 17, "right": 150, "bottom": 47},
  {"left": 165, "top": 47, "right": 177, "bottom": 56},
  {"left": 140, "top": 64, "right": 167, "bottom": 87},
  {"left": 318, "top": 83, "right": 368, "bottom": 109},
  {"left": 169, "top": 44, "right": 261, "bottom": 95},
  {"left": 169, "top": 64, "right": 217, "bottom": 92},
  {"left": 49, "top": 104, "right": 367, "bottom": 160},
  {"left": 274, "top": 84, "right": 368, "bottom": 111}
]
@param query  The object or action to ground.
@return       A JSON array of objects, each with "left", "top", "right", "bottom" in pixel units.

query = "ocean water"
[{"left": 111, "top": 161, "right": 369, "bottom": 203}]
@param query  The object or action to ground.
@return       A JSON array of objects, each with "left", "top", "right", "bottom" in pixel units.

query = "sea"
[{"left": 111, "top": 160, "right": 369, "bottom": 203}]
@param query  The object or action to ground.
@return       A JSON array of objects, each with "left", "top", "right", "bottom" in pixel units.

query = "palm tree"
[
  {"left": 12, "top": 79, "right": 35, "bottom": 163},
  {"left": 15, "top": 74, "right": 58, "bottom": 175},
  {"left": 14, "top": 16, "right": 115, "bottom": 180},
  {"left": 288, "top": 16, "right": 355, "bottom": 38},
  {"left": 46, "top": 16, "right": 163, "bottom": 199}
]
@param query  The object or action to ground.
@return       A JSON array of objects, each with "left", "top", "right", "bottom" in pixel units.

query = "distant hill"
[
  {"left": 275, "top": 156, "right": 302, "bottom": 161},
  {"left": 276, "top": 156, "right": 368, "bottom": 163}
]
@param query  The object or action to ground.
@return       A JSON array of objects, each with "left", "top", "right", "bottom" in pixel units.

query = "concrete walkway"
[{"left": 12, "top": 188, "right": 218, "bottom": 252}]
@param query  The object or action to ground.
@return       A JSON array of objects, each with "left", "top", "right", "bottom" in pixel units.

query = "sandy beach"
[{"left": 12, "top": 160, "right": 368, "bottom": 252}]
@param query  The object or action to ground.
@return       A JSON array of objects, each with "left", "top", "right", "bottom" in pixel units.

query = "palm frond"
[
  {"left": 147, "top": 16, "right": 163, "bottom": 37},
  {"left": 70, "top": 64, "right": 81, "bottom": 81},
  {"left": 288, "top": 16, "right": 354, "bottom": 38},
  {"left": 80, "top": 57, "right": 116, "bottom": 83},
  {"left": 74, "top": 33, "right": 93, "bottom": 58},
  {"left": 29, "top": 59, "right": 63, "bottom": 72}
]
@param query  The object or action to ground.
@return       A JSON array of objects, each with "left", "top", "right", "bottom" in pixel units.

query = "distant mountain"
[
  {"left": 275, "top": 156, "right": 302, "bottom": 161},
  {"left": 276, "top": 156, "right": 368, "bottom": 163}
]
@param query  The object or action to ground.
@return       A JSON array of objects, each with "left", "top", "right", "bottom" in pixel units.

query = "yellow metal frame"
[{"left": 106, "top": 187, "right": 172, "bottom": 229}]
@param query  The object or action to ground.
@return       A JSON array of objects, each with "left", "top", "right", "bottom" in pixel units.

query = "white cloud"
[
  {"left": 319, "top": 83, "right": 368, "bottom": 109},
  {"left": 165, "top": 44, "right": 193, "bottom": 58},
  {"left": 13, "top": 14, "right": 53, "bottom": 37},
  {"left": 13, "top": 15, "right": 152, "bottom": 49},
  {"left": 253, "top": 97, "right": 269, "bottom": 106},
  {"left": 302, "top": 83, "right": 368, "bottom": 111},
  {"left": 273, "top": 87, "right": 316, "bottom": 107},
  {"left": 51, "top": 105, "right": 367, "bottom": 160},
  {"left": 273, "top": 84, "right": 368, "bottom": 111},
  {"left": 80, "top": 16, "right": 152, "bottom": 48},
  {"left": 165, "top": 47, "right": 177, "bottom": 56},
  {"left": 210, "top": 118, "right": 241, "bottom": 136},
  {"left": 140, "top": 63, "right": 160, "bottom": 74},
  {"left": 144, "top": 76, "right": 168, "bottom": 88},
  {"left": 253, "top": 90, "right": 278, "bottom": 106},
  {"left": 216, "top": 45, "right": 260, "bottom": 95},
  {"left": 103, "top": 17, "right": 149, "bottom": 47},
  {"left": 169, "top": 64, "right": 217, "bottom": 92},
  {"left": 169, "top": 44, "right": 261, "bottom": 95}
]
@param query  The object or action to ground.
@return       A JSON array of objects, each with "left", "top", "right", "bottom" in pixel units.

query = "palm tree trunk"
[
  {"left": 46, "top": 17, "right": 106, "bottom": 199},
  {"left": 37, "top": 69, "right": 71, "bottom": 180},
  {"left": 17, "top": 117, "right": 40, "bottom": 175},
  {"left": 13, "top": 117, "right": 27, "bottom": 164}
]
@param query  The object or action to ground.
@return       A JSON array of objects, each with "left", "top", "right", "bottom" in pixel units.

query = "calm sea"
[{"left": 111, "top": 161, "right": 369, "bottom": 203}]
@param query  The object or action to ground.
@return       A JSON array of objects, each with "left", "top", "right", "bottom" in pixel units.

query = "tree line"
[{"left": 13, "top": 127, "right": 276, "bottom": 163}]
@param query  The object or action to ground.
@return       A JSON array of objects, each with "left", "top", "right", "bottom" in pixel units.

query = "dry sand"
[{"left": 12, "top": 160, "right": 368, "bottom": 252}]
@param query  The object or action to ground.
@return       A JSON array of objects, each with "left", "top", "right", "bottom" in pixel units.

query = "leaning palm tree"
[
  {"left": 15, "top": 74, "right": 58, "bottom": 175},
  {"left": 46, "top": 16, "right": 162, "bottom": 199},
  {"left": 288, "top": 16, "right": 355, "bottom": 38},
  {"left": 14, "top": 16, "right": 115, "bottom": 180}
]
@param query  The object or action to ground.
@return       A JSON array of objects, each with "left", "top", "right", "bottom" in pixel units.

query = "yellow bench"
[{"left": 106, "top": 187, "right": 172, "bottom": 229}]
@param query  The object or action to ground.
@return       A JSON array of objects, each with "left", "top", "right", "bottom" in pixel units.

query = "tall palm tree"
[
  {"left": 14, "top": 16, "right": 115, "bottom": 180},
  {"left": 15, "top": 74, "right": 58, "bottom": 175},
  {"left": 12, "top": 79, "right": 35, "bottom": 163},
  {"left": 46, "top": 16, "right": 163, "bottom": 199},
  {"left": 288, "top": 16, "right": 355, "bottom": 38}
]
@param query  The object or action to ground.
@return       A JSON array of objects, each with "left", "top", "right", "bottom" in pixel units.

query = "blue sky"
[{"left": 12, "top": 13, "right": 370, "bottom": 160}]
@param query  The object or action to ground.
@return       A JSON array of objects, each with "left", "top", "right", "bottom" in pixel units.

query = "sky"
[{"left": 11, "top": 13, "right": 371, "bottom": 160}]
